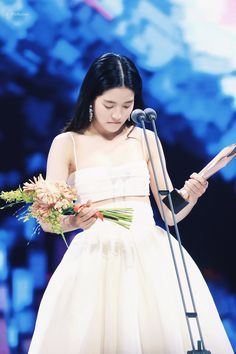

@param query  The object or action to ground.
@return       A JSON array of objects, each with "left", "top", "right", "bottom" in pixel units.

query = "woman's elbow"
[
  {"left": 162, "top": 216, "right": 175, "bottom": 227},
  {"left": 160, "top": 210, "right": 178, "bottom": 227}
]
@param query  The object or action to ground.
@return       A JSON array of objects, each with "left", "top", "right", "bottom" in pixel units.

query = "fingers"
[
  {"left": 76, "top": 206, "right": 98, "bottom": 230},
  {"left": 184, "top": 180, "right": 203, "bottom": 195},
  {"left": 190, "top": 172, "right": 208, "bottom": 188},
  {"left": 190, "top": 174, "right": 209, "bottom": 195},
  {"left": 79, "top": 216, "right": 97, "bottom": 230},
  {"left": 78, "top": 206, "right": 97, "bottom": 220},
  {"left": 183, "top": 172, "right": 208, "bottom": 202}
]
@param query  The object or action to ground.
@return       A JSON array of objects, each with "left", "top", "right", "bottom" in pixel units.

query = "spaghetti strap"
[
  {"left": 140, "top": 128, "right": 148, "bottom": 161},
  {"left": 69, "top": 132, "right": 78, "bottom": 170}
]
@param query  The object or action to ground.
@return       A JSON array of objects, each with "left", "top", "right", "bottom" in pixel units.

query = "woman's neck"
[{"left": 85, "top": 122, "right": 128, "bottom": 141}]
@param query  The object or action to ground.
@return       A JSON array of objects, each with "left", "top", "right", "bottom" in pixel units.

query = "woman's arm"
[
  {"left": 41, "top": 133, "right": 97, "bottom": 233},
  {"left": 146, "top": 130, "right": 208, "bottom": 226}
]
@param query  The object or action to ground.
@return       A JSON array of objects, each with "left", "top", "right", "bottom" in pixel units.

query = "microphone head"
[
  {"left": 144, "top": 107, "right": 157, "bottom": 122},
  {"left": 131, "top": 109, "right": 146, "bottom": 124}
]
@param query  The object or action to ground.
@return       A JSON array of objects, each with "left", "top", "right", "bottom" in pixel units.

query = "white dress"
[{"left": 28, "top": 160, "right": 234, "bottom": 354}]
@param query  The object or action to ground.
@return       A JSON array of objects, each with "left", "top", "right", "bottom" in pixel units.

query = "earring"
[
  {"left": 89, "top": 104, "right": 93, "bottom": 122},
  {"left": 128, "top": 116, "right": 131, "bottom": 121}
]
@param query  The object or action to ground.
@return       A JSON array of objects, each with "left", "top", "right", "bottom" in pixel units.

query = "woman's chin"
[
  {"left": 90, "top": 121, "right": 126, "bottom": 138},
  {"left": 106, "top": 123, "right": 123, "bottom": 131}
]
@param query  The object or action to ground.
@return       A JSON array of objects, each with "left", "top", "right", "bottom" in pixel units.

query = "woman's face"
[{"left": 92, "top": 87, "right": 134, "bottom": 135}]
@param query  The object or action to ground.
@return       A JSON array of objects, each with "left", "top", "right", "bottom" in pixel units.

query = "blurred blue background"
[{"left": 0, "top": 0, "right": 235, "bottom": 352}]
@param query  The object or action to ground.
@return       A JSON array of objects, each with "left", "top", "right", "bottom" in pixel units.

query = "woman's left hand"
[{"left": 180, "top": 172, "right": 209, "bottom": 204}]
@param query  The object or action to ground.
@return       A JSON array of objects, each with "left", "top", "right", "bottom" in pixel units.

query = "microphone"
[
  {"left": 131, "top": 109, "right": 146, "bottom": 124},
  {"left": 144, "top": 107, "right": 157, "bottom": 122},
  {"left": 138, "top": 108, "right": 210, "bottom": 352}
]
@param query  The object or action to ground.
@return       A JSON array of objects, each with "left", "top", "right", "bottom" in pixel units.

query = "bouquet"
[{"left": 0, "top": 175, "right": 133, "bottom": 247}]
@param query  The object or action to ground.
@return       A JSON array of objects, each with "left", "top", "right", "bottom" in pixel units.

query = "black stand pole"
[{"left": 131, "top": 109, "right": 211, "bottom": 354}]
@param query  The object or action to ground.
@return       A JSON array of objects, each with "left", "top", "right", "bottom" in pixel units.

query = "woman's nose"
[{"left": 111, "top": 108, "right": 122, "bottom": 121}]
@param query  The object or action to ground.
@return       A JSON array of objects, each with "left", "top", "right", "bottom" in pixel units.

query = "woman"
[{"left": 28, "top": 53, "right": 233, "bottom": 353}]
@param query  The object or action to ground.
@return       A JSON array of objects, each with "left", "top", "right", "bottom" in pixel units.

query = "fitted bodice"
[{"left": 68, "top": 159, "right": 150, "bottom": 204}]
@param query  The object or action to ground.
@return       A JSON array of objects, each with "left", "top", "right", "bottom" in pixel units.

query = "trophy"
[
  {"left": 197, "top": 143, "right": 236, "bottom": 180},
  {"left": 163, "top": 143, "right": 236, "bottom": 213}
]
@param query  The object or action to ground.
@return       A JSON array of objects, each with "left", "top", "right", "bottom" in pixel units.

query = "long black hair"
[{"left": 63, "top": 53, "right": 144, "bottom": 133}]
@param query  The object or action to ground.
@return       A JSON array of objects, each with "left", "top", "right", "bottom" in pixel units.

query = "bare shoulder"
[
  {"left": 53, "top": 131, "right": 73, "bottom": 144},
  {"left": 145, "top": 128, "right": 155, "bottom": 139},
  {"left": 46, "top": 132, "right": 74, "bottom": 180},
  {"left": 135, "top": 127, "right": 164, "bottom": 159},
  {"left": 50, "top": 132, "right": 75, "bottom": 151},
  {"left": 134, "top": 126, "right": 155, "bottom": 139},
  {"left": 47, "top": 132, "right": 75, "bottom": 162}
]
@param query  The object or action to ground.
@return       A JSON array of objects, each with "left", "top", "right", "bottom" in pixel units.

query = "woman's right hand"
[{"left": 72, "top": 204, "right": 98, "bottom": 230}]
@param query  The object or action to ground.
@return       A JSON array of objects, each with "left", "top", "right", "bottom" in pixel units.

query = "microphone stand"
[{"left": 131, "top": 109, "right": 211, "bottom": 354}]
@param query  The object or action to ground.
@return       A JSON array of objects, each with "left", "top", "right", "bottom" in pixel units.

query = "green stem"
[
  {"left": 102, "top": 212, "right": 132, "bottom": 221},
  {"left": 110, "top": 220, "right": 131, "bottom": 229},
  {"left": 60, "top": 233, "right": 69, "bottom": 248}
]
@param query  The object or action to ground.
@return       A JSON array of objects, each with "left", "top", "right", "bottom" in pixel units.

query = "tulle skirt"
[{"left": 28, "top": 201, "right": 234, "bottom": 354}]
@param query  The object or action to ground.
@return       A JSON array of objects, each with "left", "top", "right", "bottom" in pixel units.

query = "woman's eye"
[{"left": 104, "top": 104, "right": 132, "bottom": 109}]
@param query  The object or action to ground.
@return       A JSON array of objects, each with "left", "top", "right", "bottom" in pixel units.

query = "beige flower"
[
  {"left": 23, "top": 174, "right": 44, "bottom": 192},
  {"left": 23, "top": 177, "right": 77, "bottom": 207},
  {"left": 31, "top": 201, "right": 51, "bottom": 221}
]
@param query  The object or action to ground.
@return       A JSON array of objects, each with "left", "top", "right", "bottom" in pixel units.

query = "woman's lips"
[{"left": 107, "top": 122, "right": 121, "bottom": 124}]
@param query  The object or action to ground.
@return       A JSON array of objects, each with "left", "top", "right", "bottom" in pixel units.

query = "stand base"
[
  {"left": 187, "top": 351, "right": 211, "bottom": 354},
  {"left": 187, "top": 341, "right": 211, "bottom": 354}
]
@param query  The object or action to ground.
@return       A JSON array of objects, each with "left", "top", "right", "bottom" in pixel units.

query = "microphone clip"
[{"left": 160, "top": 189, "right": 189, "bottom": 214}]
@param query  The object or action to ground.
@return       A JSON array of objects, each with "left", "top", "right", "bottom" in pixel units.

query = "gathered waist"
[
  {"left": 96, "top": 199, "right": 152, "bottom": 210},
  {"left": 93, "top": 196, "right": 149, "bottom": 208},
  {"left": 72, "top": 200, "right": 157, "bottom": 248},
  {"left": 93, "top": 200, "right": 156, "bottom": 229}
]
